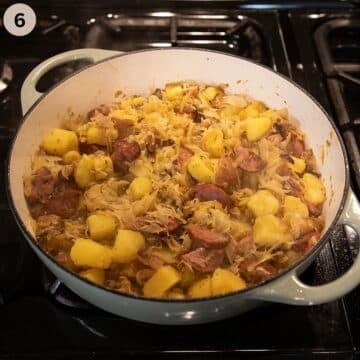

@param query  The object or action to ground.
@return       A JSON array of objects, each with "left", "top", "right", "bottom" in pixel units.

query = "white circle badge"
[{"left": 3, "top": 3, "right": 36, "bottom": 37}]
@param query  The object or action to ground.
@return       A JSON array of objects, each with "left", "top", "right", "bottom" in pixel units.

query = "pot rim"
[{"left": 7, "top": 47, "right": 350, "bottom": 304}]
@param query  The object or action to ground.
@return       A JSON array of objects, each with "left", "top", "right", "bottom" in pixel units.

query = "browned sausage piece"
[
  {"left": 215, "top": 157, "right": 239, "bottom": 189},
  {"left": 267, "top": 133, "right": 283, "bottom": 145},
  {"left": 31, "top": 166, "right": 55, "bottom": 201},
  {"left": 181, "top": 105, "right": 203, "bottom": 123},
  {"left": 45, "top": 187, "right": 81, "bottom": 217},
  {"left": 289, "top": 134, "right": 305, "bottom": 157},
  {"left": 234, "top": 146, "right": 267, "bottom": 172},
  {"left": 87, "top": 104, "right": 110, "bottom": 120},
  {"left": 114, "top": 119, "right": 134, "bottom": 139},
  {"left": 285, "top": 176, "right": 303, "bottom": 197},
  {"left": 165, "top": 218, "right": 182, "bottom": 233},
  {"left": 137, "top": 252, "right": 164, "bottom": 270},
  {"left": 305, "top": 201, "right": 323, "bottom": 217},
  {"left": 182, "top": 247, "right": 224, "bottom": 273},
  {"left": 239, "top": 257, "right": 277, "bottom": 284},
  {"left": 79, "top": 142, "right": 106, "bottom": 154},
  {"left": 111, "top": 139, "right": 141, "bottom": 172},
  {"left": 253, "top": 262, "right": 277, "bottom": 283},
  {"left": 292, "top": 230, "right": 321, "bottom": 254},
  {"left": 226, "top": 234, "right": 253, "bottom": 262},
  {"left": 113, "top": 139, "right": 141, "bottom": 161},
  {"left": 193, "top": 183, "right": 231, "bottom": 208},
  {"left": 178, "top": 147, "right": 193, "bottom": 168},
  {"left": 187, "top": 223, "right": 229, "bottom": 249}
]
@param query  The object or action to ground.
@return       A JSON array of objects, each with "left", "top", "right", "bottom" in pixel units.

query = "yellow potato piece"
[
  {"left": 187, "top": 155, "right": 215, "bottom": 183},
  {"left": 202, "top": 128, "right": 224, "bottom": 158},
  {"left": 188, "top": 277, "right": 212, "bottom": 298},
  {"left": 87, "top": 126, "right": 118, "bottom": 146},
  {"left": 167, "top": 289, "right": 185, "bottom": 300},
  {"left": 143, "top": 265, "right": 181, "bottom": 298},
  {"left": 63, "top": 150, "right": 81, "bottom": 164},
  {"left": 165, "top": 83, "right": 183, "bottom": 100},
  {"left": 290, "top": 156, "right": 306, "bottom": 174},
  {"left": 247, "top": 190, "right": 280, "bottom": 217},
  {"left": 128, "top": 177, "right": 152, "bottom": 200},
  {"left": 110, "top": 109, "right": 137, "bottom": 123},
  {"left": 87, "top": 213, "right": 118, "bottom": 242},
  {"left": 70, "top": 238, "right": 113, "bottom": 269},
  {"left": 302, "top": 173, "right": 326, "bottom": 205},
  {"left": 212, "top": 268, "right": 246, "bottom": 296},
  {"left": 130, "top": 159, "right": 152, "bottom": 177},
  {"left": 253, "top": 214, "right": 293, "bottom": 247},
  {"left": 239, "top": 101, "right": 266, "bottom": 119},
  {"left": 202, "top": 86, "right": 222, "bottom": 101},
  {"left": 283, "top": 195, "right": 309, "bottom": 218},
  {"left": 74, "top": 155, "right": 95, "bottom": 189},
  {"left": 246, "top": 116, "right": 272, "bottom": 142},
  {"left": 75, "top": 154, "right": 113, "bottom": 188},
  {"left": 42, "top": 128, "right": 78, "bottom": 156},
  {"left": 112, "top": 229, "right": 145, "bottom": 263},
  {"left": 93, "top": 155, "right": 114, "bottom": 181},
  {"left": 80, "top": 268, "right": 105, "bottom": 285}
]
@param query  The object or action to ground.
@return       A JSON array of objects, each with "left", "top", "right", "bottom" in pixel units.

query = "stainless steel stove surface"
[{"left": 0, "top": 2, "right": 359, "bottom": 359}]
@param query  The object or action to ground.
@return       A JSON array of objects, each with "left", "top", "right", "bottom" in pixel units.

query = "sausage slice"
[{"left": 187, "top": 223, "right": 229, "bottom": 249}]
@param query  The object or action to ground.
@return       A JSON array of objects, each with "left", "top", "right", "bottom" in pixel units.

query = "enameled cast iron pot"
[{"left": 7, "top": 48, "right": 360, "bottom": 325}]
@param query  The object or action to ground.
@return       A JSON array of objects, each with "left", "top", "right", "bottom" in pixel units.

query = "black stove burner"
[
  {"left": 84, "top": 14, "right": 271, "bottom": 66},
  {"left": 0, "top": 3, "right": 360, "bottom": 358},
  {"left": 314, "top": 18, "right": 360, "bottom": 193}
]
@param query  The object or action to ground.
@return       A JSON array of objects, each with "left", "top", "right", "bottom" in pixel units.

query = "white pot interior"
[{"left": 9, "top": 49, "right": 347, "bottom": 238}]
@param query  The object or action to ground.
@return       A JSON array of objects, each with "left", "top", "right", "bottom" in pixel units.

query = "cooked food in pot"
[{"left": 23, "top": 81, "right": 326, "bottom": 299}]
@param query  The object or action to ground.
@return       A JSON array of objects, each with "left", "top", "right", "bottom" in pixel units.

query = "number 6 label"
[{"left": 3, "top": 3, "right": 36, "bottom": 37}]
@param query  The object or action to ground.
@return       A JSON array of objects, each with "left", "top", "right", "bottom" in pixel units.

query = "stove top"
[{"left": 0, "top": 3, "right": 359, "bottom": 359}]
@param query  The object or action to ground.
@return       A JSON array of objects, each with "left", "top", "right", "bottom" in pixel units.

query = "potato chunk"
[
  {"left": 112, "top": 229, "right": 145, "bottom": 263},
  {"left": 63, "top": 150, "right": 81, "bottom": 164},
  {"left": 202, "top": 86, "right": 222, "bottom": 101},
  {"left": 254, "top": 214, "right": 292, "bottom": 247},
  {"left": 80, "top": 268, "right": 105, "bottom": 285},
  {"left": 70, "top": 238, "right": 113, "bottom": 269},
  {"left": 240, "top": 101, "right": 266, "bottom": 119},
  {"left": 110, "top": 109, "right": 137, "bottom": 124},
  {"left": 92, "top": 155, "right": 114, "bottom": 181},
  {"left": 290, "top": 156, "right": 306, "bottom": 174},
  {"left": 128, "top": 177, "right": 152, "bottom": 200},
  {"left": 202, "top": 128, "right": 224, "bottom": 158},
  {"left": 188, "top": 277, "right": 212, "bottom": 298},
  {"left": 143, "top": 265, "right": 181, "bottom": 298},
  {"left": 87, "top": 126, "right": 118, "bottom": 146},
  {"left": 75, "top": 154, "right": 113, "bottom": 188},
  {"left": 187, "top": 155, "right": 215, "bottom": 183},
  {"left": 246, "top": 116, "right": 272, "bottom": 142},
  {"left": 212, "top": 268, "right": 246, "bottom": 296},
  {"left": 165, "top": 83, "right": 183, "bottom": 100},
  {"left": 87, "top": 213, "right": 118, "bottom": 242},
  {"left": 42, "top": 128, "right": 78, "bottom": 156},
  {"left": 283, "top": 195, "right": 309, "bottom": 218},
  {"left": 247, "top": 190, "right": 279, "bottom": 217},
  {"left": 302, "top": 173, "right": 326, "bottom": 205},
  {"left": 167, "top": 289, "right": 185, "bottom": 300},
  {"left": 74, "top": 155, "right": 94, "bottom": 188}
]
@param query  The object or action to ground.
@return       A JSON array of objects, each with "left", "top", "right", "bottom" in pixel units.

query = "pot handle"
[
  {"left": 21, "top": 48, "right": 122, "bottom": 115},
  {"left": 249, "top": 188, "right": 360, "bottom": 305}
]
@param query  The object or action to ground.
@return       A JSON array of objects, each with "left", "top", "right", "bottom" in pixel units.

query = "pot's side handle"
[
  {"left": 21, "top": 48, "right": 122, "bottom": 115},
  {"left": 249, "top": 188, "right": 360, "bottom": 305}
]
